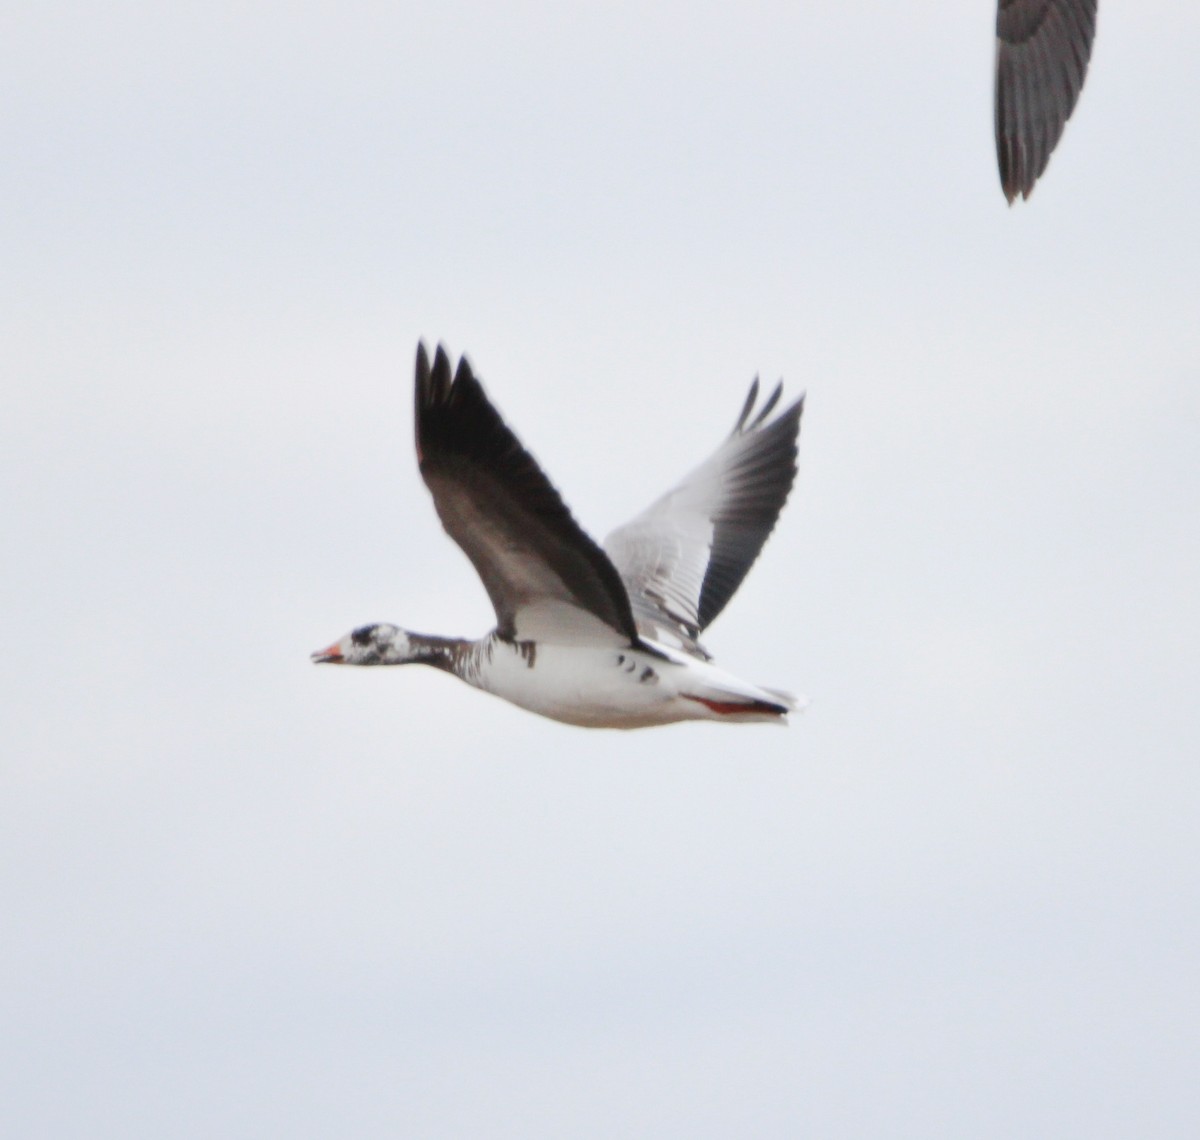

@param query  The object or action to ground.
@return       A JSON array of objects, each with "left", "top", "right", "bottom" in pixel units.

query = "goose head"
[{"left": 311, "top": 623, "right": 412, "bottom": 666}]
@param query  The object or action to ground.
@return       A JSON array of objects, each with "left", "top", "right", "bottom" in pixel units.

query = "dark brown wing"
[
  {"left": 995, "top": 0, "right": 1098, "bottom": 203},
  {"left": 414, "top": 343, "right": 640, "bottom": 645}
]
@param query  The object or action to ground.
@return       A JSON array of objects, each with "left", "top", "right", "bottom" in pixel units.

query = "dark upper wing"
[
  {"left": 414, "top": 343, "right": 640, "bottom": 645},
  {"left": 603, "top": 380, "right": 803, "bottom": 658},
  {"left": 995, "top": 0, "right": 1098, "bottom": 203}
]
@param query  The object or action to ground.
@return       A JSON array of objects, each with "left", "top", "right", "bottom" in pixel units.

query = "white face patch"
[
  {"left": 374, "top": 625, "right": 410, "bottom": 662},
  {"left": 333, "top": 623, "right": 412, "bottom": 665}
]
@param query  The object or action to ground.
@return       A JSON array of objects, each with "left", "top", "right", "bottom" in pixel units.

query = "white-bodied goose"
[
  {"left": 312, "top": 344, "right": 805, "bottom": 729},
  {"left": 995, "top": 0, "right": 1098, "bottom": 203}
]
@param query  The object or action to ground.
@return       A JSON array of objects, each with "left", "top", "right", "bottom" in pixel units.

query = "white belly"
[{"left": 471, "top": 638, "right": 790, "bottom": 729}]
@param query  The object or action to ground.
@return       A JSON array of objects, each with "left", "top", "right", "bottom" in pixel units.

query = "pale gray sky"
[{"left": 4, "top": 2, "right": 1199, "bottom": 1136}]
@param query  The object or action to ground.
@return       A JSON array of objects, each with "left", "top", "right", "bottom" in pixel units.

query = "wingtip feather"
[
  {"left": 751, "top": 380, "right": 784, "bottom": 428},
  {"left": 733, "top": 378, "right": 760, "bottom": 434}
]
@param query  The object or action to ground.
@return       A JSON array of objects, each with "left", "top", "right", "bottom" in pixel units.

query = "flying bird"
[
  {"left": 312, "top": 344, "right": 805, "bottom": 728},
  {"left": 995, "top": 0, "right": 1098, "bottom": 202}
]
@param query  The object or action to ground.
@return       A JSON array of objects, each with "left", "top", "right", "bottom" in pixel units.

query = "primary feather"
[{"left": 604, "top": 379, "right": 804, "bottom": 659}]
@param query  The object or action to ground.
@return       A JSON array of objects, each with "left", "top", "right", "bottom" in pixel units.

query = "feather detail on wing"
[
  {"left": 603, "top": 379, "right": 804, "bottom": 659},
  {"left": 995, "top": 0, "right": 1098, "bottom": 203},
  {"left": 414, "top": 344, "right": 641, "bottom": 646}
]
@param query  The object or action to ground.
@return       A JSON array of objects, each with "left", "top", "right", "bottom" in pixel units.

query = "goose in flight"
[
  {"left": 995, "top": 0, "right": 1098, "bottom": 202},
  {"left": 312, "top": 344, "right": 805, "bottom": 729}
]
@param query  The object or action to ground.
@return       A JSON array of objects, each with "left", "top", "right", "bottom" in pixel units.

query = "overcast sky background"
[{"left": 4, "top": 2, "right": 1199, "bottom": 1136}]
